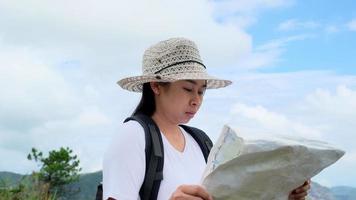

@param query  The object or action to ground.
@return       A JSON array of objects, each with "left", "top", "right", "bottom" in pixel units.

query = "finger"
[
  {"left": 181, "top": 185, "right": 212, "bottom": 200},
  {"left": 171, "top": 192, "right": 204, "bottom": 200},
  {"left": 296, "top": 183, "right": 311, "bottom": 193},
  {"left": 302, "top": 180, "right": 311, "bottom": 188},
  {"left": 290, "top": 197, "right": 306, "bottom": 200},
  {"left": 291, "top": 198, "right": 306, "bottom": 200},
  {"left": 290, "top": 191, "right": 308, "bottom": 199},
  {"left": 179, "top": 185, "right": 213, "bottom": 200},
  {"left": 184, "top": 194, "right": 204, "bottom": 200},
  {"left": 293, "top": 180, "right": 311, "bottom": 193},
  {"left": 288, "top": 194, "right": 306, "bottom": 200}
]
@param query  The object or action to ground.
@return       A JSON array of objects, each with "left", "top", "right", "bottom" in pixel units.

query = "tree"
[{"left": 27, "top": 147, "right": 82, "bottom": 196}]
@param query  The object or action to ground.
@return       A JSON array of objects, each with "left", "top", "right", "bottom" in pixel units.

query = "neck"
[
  {"left": 151, "top": 111, "right": 186, "bottom": 152},
  {"left": 151, "top": 111, "right": 180, "bottom": 136}
]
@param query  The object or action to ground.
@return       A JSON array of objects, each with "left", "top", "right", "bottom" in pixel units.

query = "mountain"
[
  {"left": 1, "top": 171, "right": 356, "bottom": 200},
  {"left": 309, "top": 182, "right": 336, "bottom": 200},
  {"left": 331, "top": 186, "right": 356, "bottom": 200},
  {"left": 0, "top": 171, "right": 23, "bottom": 186},
  {"left": 65, "top": 171, "right": 102, "bottom": 199}
]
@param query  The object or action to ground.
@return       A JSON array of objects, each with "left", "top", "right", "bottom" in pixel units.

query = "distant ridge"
[
  {"left": 331, "top": 186, "right": 356, "bottom": 200},
  {"left": 0, "top": 171, "right": 23, "bottom": 186}
]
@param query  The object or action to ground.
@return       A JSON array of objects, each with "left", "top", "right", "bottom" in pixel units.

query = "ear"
[{"left": 150, "top": 82, "right": 160, "bottom": 95}]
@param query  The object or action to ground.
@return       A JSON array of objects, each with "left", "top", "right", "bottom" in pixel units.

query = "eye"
[
  {"left": 198, "top": 89, "right": 206, "bottom": 96},
  {"left": 184, "top": 88, "right": 193, "bottom": 92}
]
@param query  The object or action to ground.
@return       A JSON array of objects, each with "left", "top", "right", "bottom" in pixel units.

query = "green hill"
[
  {"left": 0, "top": 171, "right": 23, "bottom": 187},
  {"left": 65, "top": 171, "right": 102, "bottom": 200}
]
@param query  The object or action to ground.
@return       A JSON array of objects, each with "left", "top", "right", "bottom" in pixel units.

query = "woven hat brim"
[{"left": 117, "top": 72, "right": 232, "bottom": 92}]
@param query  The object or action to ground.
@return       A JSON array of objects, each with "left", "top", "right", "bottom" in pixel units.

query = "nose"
[{"left": 190, "top": 92, "right": 202, "bottom": 107}]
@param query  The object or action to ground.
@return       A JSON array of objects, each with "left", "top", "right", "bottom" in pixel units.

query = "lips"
[{"left": 185, "top": 111, "right": 196, "bottom": 117}]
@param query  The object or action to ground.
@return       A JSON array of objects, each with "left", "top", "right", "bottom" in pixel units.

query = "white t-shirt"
[{"left": 103, "top": 120, "right": 206, "bottom": 200}]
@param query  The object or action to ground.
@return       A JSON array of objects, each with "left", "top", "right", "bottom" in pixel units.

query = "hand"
[
  {"left": 169, "top": 184, "right": 213, "bottom": 200},
  {"left": 288, "top": 179, "right": 311, "bottom": 200}
]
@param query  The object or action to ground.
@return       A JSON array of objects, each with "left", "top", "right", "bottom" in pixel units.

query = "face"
[{"left": 152, "top": 80, "right": 207, "bottom": 124}]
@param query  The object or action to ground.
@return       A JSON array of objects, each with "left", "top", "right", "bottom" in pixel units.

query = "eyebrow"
[{"left": 185, "top": 80, "right": 207, "bottom": 88}]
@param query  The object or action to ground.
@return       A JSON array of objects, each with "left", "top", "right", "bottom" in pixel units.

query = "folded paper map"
[{"left": 201, "top": 125, "right": 345, "bottom": 200}]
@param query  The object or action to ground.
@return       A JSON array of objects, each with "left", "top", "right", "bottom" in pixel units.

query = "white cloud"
[
  {"left": 230, "top": 103, "right": 322, "bottom": 139},
  {"left": 0, "top": 45, "right": 80, "bottom": 130},
  {"left": 0, "top": 0, "right": 252, "bottom": 73},
  {"left": 199, "top": 70, "right": 356, "bottom": 137},
  {"left": 293, "top": 85, "right": 356, "bottom": 151},
  {"left": 211, "top": 0, "right": 294, "bottom": 15},
  {"left": 276, "top": 18, "right": 354, "bottom": 35},
  {"left": 238, "top": 49, "right": 282, "bottom": 69},
  {"left": 276, "top": 18, "right": 356, "bottom": 34},
  {"left": 325, "top": 25, "right": 340, "bottom": 33},
  {"left": 0, "top": 148, "right": 37, "bottom": 174},
  {"left": 226, "top": 84, "right": 356, "bottom": 147},
  {"left": 276, "top": 18, "right": 356, "bottom": 33},
  {"left": 278, "top": 19, "right": 299, "bottom": 31},
  {"left": 0, "top": 42, "right": 121, "bottom": 173},
  {"left": 257, "top": 34, "right": 313, "bottom": 50},
  {"left": 342, "top": 151, "right": 356, "bottom": 164},
  {"left": 211, "top": 0, "right": 294, "bottom": 28},
  {"left": 303, "top": 85, "right": 356, "bottom": 117},
  {"left": 77, "top": 107, "right": 112, "bottom": 126},
  {"left": 277, "top": 19, "right": 320, "bottom": 31},
  {"left": 347, "top": 19, "right": 356, "bottom": 31},
  {"left": 235, "top": 34, "right": 313, "bottom": 69}
]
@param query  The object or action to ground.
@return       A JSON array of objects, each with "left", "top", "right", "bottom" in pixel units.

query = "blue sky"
[
  {"left": 247, "top": 0, "right": 356, "bottom": 74},
  {"left": 0, "top": 0, "right": 355, "bottom": 189}
]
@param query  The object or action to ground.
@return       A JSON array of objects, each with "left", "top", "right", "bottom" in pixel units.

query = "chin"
[{"left": 179, "top": 117, "right": 191, "bottom": 124}]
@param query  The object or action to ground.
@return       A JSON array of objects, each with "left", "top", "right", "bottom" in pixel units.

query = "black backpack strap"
[
  {"left": 95, "top": 182, "right": 103, "bottom": 200},
  {"left": 179, "top": 125, "right": 213, "bottom": 162},
  {"left": 124, "top": 114, "right": 164, "bottom": 200}
]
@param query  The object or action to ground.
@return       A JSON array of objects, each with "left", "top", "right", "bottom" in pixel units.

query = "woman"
[{"left": 103, "top": 37, "right": 310, "bottom": 200}]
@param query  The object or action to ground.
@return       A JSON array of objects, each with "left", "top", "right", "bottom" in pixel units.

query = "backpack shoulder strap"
[
  {"left": 124, "top": 114, "right": 164, "bottom": 200},
  {"left": 95, "top": 182, "right": 103, "bottom": 200},
  {"left": 179, "top": 125, "right": 213, "bottom": 162}
]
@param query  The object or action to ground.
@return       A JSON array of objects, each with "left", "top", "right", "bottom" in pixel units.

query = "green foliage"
[
  {"left": 0, "top": 174, "right": 56, "bottom": 200},
  {"left": 27, "top": 147, "right": 82, "bottom": 198},
  {"left": 0, "top": 171, "right": 103, "bottom": 200},
  {"left": 0, "top": 147, "right": 81, "bottom": 199}
]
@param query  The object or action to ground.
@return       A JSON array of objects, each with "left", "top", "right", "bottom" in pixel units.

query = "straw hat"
[{"left": 117, "top": 37, "right": 232, "bottom": 92}]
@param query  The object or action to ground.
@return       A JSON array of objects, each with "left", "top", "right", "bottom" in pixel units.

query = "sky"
[{"left": 0, "top": 0, "right": 355, "bottom": 188}]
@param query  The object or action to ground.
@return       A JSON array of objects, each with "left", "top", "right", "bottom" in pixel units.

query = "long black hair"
[{"left": 131, "top": 82, "right": 169, "bottom": 117}]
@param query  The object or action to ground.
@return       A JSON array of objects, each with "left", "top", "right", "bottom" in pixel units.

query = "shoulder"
[
  {"left": 118, "top": 119, "right": 145, "bottom": 141},
  {"left": 104, "top": 120, "right": 146, "bottom": 158}
]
